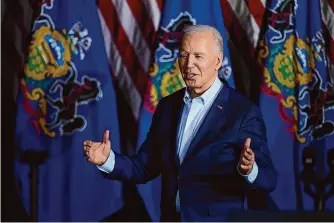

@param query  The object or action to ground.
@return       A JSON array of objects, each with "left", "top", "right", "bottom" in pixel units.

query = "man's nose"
[{"left": 185, "top": 55, "right": 195, "bottom": 68}]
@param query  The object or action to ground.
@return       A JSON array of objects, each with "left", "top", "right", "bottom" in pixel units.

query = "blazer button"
[{"left": 177, "top": 176, "right": 180, "bottom": 180}]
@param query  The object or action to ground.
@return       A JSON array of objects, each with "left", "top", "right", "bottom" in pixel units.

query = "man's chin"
[{"left": 185, "top": 79, "right": 197, "bottom": 87}]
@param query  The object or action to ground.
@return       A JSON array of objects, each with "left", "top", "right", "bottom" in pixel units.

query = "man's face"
[{"left": 178, "top": 31, "right": 222, "bottom": 94}]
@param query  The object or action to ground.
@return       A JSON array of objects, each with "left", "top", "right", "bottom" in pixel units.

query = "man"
[{"left": 84, "top": 25, "right": 277, "bottom": 222}]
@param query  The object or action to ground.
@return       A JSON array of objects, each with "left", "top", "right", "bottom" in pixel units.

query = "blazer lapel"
[
  {"left": 169, "top": 88, "right": 185, "bottom": 166},
  {"left": 182, "top": 85, "right": 230, "bottom": 164}
]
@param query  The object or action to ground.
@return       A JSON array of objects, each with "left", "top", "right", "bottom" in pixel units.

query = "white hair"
[{"left": 181, "top": 24, "right": 224, "bottom": 54}]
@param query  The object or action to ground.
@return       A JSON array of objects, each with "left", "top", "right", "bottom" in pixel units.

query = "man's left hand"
[{"left": 239, "top": 138, "right": 255, "bottom": 175}]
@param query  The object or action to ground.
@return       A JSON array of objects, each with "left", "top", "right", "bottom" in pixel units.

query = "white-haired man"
[{"left": 84, "top": 24, "right": 277, "bottom": 222}]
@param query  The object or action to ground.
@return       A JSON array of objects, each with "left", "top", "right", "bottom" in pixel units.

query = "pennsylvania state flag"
[
  {"left": 258, "top": 0, "right": 334, "bottom": 211},
  {"left": 14, "top": 0, "right": 123, "bottom": 221},
  {"left": 136, "top": 0, "right": 235, "bottom": 220}
]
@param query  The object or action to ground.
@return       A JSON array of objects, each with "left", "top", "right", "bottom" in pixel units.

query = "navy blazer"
[{"left": 108, "top": 82, "right": 277, "bottom": 221}]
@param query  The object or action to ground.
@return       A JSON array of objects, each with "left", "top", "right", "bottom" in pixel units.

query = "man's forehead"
[
  {"left": 179, "top": 32, "right": 214, "bottom": 50},
  {"left": 182, "top": 32, "right": 214, "bottom": 44}
]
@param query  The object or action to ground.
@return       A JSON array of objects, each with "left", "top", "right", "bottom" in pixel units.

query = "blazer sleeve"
[
  {"left": 238, "top": 104, "right": 278, "bottom": 192},
  {"left": 105, "top": 100, "right": 165, "bottom": 184}
]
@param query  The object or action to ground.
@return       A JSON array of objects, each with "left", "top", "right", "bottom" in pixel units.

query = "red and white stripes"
[
  {"left": 227, "top": 0, "right": 264, "bottom": 48},
  {"left": 97, "top": 0, "right": 162, "bottom": 120}
]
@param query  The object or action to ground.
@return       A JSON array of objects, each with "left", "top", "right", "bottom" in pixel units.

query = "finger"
[
  {"left": 243, "top": 138, "right": 251, "bottom": 150},
  {"left": 242, "top": 157, "right": 251, "bottom": 165},
  {"left": 240, "top": 164, "right": 249, "bottom": 170},
  {"left": 84, "top": 144, "right": 91, "bottom": 150},
  {"left": 243, "top": 152, "right": 252, "bottom": 161},
  {"left": 83, "top": 148, "right": 88, "bottom": 157},
  {"left": 246, "top": 148, "right": 254, "bottom": 156},
  {"left": 84, "top": 140, "right": 92, "bottom": 147},
  {"left": 103, "top": 130, "right": 110, "bottom": 144}
]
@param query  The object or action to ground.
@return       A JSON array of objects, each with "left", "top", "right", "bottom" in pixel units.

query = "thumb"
[
  {"left": 244, "top": 138, "right": 251, "bottom": 150},
  {"left": 103, "top": 130, "right": 110, "bottom": 144}
]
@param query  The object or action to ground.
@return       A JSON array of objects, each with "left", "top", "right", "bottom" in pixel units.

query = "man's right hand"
[{"left": 83, "top": 130, "right": 111, "bottom": 165}]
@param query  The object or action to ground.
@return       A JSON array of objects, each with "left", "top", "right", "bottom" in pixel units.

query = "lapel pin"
[{"left": 217, "top": 105, "right": 223, "bottom": 110}]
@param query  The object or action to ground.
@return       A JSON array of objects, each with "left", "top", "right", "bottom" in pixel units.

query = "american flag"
[{"left": 97, "top": 0, "right": 163, "bottom": 150}]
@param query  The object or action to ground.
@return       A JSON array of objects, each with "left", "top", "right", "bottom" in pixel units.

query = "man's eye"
[{"left": 195, "top": 55, "right": 203, "bottom": 59}]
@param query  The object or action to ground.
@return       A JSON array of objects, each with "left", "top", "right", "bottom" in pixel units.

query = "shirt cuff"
[
  {"left": 96, "top": 150, "right": 115, "bottom": 174},
  {"left": 237, "top": 161, "right": 258, "bottom": 184}
]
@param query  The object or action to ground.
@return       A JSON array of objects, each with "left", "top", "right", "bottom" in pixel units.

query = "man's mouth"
[{"left": 184, "top": 72, "right": 196, "bottom": 79}]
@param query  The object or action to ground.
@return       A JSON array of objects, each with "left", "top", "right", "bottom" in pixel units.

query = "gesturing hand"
[
  {"left": 83, "top": 130, "right": 111, "bottom": 165},
  {"left": 239, "top": 138, "right": 255, "bottom": 175}
]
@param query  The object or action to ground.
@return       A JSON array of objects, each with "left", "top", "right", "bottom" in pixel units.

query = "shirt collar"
[{"left": 183, "top": 76, "right": 223, "bottom": 105}]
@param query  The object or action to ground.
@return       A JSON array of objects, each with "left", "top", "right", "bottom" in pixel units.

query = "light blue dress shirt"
[{"left": 97, "top": 76, "right": 258, "bottom": 210}]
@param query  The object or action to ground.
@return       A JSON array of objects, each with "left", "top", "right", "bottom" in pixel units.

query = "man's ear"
[{"left": 215, "top": 52, "right": 223, "bottom": 71}]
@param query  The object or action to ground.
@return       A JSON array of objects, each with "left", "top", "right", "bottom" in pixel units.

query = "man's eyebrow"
[
  {"left": 179, "top": 50, "right": 205, "bottom": 55},
  {"left": 193, "top": 52, "right": 205, "bottom": 56}
]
